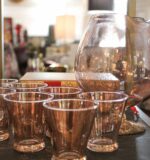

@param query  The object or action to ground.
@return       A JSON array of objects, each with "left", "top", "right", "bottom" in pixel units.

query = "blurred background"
[{"left": 2, "top": 0, "right": 148, "bottom": 79}]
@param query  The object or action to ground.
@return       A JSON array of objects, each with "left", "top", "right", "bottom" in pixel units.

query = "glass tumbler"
[
  {"left": 43, "top": 99, "right": 97, "bottom": 160},
  {"left": 80, "top": 91, "right": 128, "bottom": 152},
  {"left": 40, "top": 86, "right": 82, "bottom": 138},
  {"left": 4, "top": 92, "right": 53, "bottom": 153},
  {"left": 0, "top": 87, "right": 16, "bottom": 141}
]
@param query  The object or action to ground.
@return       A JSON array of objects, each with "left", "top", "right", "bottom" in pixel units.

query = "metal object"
[
  {"left": 0, "top": 0, "right": 4, "bottom": 78},
  {"left": 135, "top": 106, "right": 150, "bottom": 127}
]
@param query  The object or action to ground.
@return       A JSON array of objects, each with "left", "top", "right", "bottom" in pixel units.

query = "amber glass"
[
  {"left": 0, "top": 87, "right": 16, "bottom": 141},
  {"left": 4, "top": 92, "right": 53, "bottom": 153},
  {"left": 80, "top": 91, "right": 128, "bottom": 152},
  {"left": 40, "top": 86, "right": 82, "bottom": 139},
  {"left": 43, "top": 99, "right": 97, "bottom": 160},
  {"left": 74, "top": 13, "right": 149, "bottom": 135}
]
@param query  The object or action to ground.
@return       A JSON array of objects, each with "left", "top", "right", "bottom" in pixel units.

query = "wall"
[
  {"left": 136, "top": 0, "right": 150, "bottom": 20},
  {"left": 4, "top": 0, "right": 128, "bottom": 39},
  {"left": 4, "top": 0, "right": 87, "bottom": 39}
]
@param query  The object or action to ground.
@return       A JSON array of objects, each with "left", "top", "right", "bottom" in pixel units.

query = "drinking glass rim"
[
  {"left": 0, "top": 78, "right": 18, "bottom": 83},
  {"left": 9, "top": 82, "right": 48, "bottom": 89},
  {"left": 4, "top": 92, "right": 53, "bottom": 103},
  {"left": 0, "top": 87, "right": 16, "bottom": 95},
  {"left": 80, "top": 91, "right": 128, "bottom": 103},
  {"left": 40, "top": 86, "right": 82, "bottom": 95},
  {"left": 43, "top": 98, "right": 97, "bottom": 111}
]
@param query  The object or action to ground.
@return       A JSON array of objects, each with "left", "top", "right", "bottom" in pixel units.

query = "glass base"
[
  {"left": 119, "top": 120, "right": 145, "bottom": 135},
  {"left": 52, "top": 152, "right": 86, "bottom": 160},
  {"left": 13, "top": 139, "right": 45, "bottom": 153},
  {"left": 87, "top": 138, "right": 118, "bottom": 152},
  {"left": 0, "top": 131, "right": 9, "bottom": 141}
]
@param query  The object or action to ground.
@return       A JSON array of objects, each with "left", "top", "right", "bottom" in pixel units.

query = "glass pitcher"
[{"left": 74, "top": 13, "right": 150, "bottom": 135}]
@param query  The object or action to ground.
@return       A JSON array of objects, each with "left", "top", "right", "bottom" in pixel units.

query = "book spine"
[{"left": 20, "top": 80, "right": 78, "bottom": 87}]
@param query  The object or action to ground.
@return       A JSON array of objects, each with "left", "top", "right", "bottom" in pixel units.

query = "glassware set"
[{"left": 0, "top": 78, "right": 128, "bottom": 160}]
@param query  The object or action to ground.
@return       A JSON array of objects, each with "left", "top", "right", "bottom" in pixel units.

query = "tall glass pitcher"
[{"left": 74, "top": 13, "right": 150, "bottom": 134}]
